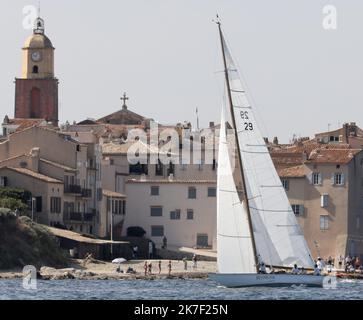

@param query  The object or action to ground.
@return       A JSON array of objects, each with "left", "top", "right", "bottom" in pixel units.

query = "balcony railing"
[
  {"left": 64, "top": 184, "right": 82, "bottom": 195},
  {"left": 65, "top": 211, "right": 95, "bottom": 222},
  {"left": 69, "top": 212, "right": 82, "bottom": 221},
  {"left": 81, "top": 188, "right": 92, "bottom": 198}
]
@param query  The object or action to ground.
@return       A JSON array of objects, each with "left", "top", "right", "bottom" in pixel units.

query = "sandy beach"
[{"left": 0, "top": 259, "right": 218, "bottom": 280}]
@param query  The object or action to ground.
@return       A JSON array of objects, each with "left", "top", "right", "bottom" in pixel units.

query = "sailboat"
[{"left": 209, "top": 18, "right": 324, "bottom": 287}]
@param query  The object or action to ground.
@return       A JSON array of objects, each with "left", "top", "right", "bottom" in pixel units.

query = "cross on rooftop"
[{"left": 121, "top": 92, "right": 129, "bottom": 109}]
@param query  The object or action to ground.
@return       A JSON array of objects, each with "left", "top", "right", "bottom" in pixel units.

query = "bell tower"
[{"left": 14, "top": 16, "right": 59, "bottom": 126}]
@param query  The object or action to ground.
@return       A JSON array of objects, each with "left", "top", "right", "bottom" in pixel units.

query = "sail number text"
[{"left": 240, "top": 111, "right": 254, "bottom": 131}]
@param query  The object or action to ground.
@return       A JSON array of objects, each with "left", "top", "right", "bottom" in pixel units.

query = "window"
[
  {"left": 187, "top": 209, "right": 194, "bottom": 220},
  {"left": 150, "top": 206, "right": 163, "bottom": 217},
  {"left": 155, "top": 161, "right": 163, "bottom": 176},
  {"left": 0, "top": 177, "right": 7, "bottom": 187},
  {"left": 208, "top": 187, "right": 216, "bottom": 197},
  {"left": 151, "top": 225, "right": 164, "bottom": 237},
  {"left": 35, "top": 197, "right": 42, "bottom": 213},
  {"left": 170, "top": 209, "right": 181, "bottom": 220},
  {"left": 312, "top": 173, "right": 322, "bottom": 185},
  {"left": 167, "top": 162, "right": 175, "bottom": 176},
  {"left": 150, "top": 186, "right": 160, "bottom": 196},
  {"left": 332, "top": 173, "right": 344, "bottom": 186},
  {"left": 281, "top": 179, "right": 289, "bottom": 191},
  {"left": 292, "top": 205, "right": 304, "bottom": 216},
  {"left": 320, "top": 215, "right": 329, "bottom": 230},
  {"left": 129, "top": 163, "right": 148, "bottom": 175},
  {"left": 50, "top": 197, "right": 61, "bottom": 214},
  {"left": 321, "top": 194, "right": 329, "bottom": 208},
  {"left": 32, "top": 65, "right": 39, "bottom": 74},
  {"left": 188, "top": 187, "right": 197, "bottom": 199}
]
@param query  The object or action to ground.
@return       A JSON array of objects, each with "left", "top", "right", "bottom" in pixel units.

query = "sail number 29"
[{"left": 240, "top": 111, "right": 253, "bottom": 131}]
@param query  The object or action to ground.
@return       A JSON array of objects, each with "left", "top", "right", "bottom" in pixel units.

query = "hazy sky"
[{"left": 0, "top": 0, "right": 362, "bottom": 142}]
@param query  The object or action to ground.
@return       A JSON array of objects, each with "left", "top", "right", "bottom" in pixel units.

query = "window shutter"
[
  {"left": 299, "top": 205, "right": 305, "bottom": 215},
  {"left": 318, "top": 173, "right": 323, "bottom": 185},
  {"left": 341, "top": 174, "right": 345, "bottom": 185},
  {"left": 307, "top": 172, "right": 313, "bottom": 184},
  {"left": 331, "top": 173, "right": 335, "bottom": 185}
]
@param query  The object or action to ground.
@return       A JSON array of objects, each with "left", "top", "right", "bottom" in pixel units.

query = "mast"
[{"left": 216, "top": 19, "right": 259, "bottom": 273}]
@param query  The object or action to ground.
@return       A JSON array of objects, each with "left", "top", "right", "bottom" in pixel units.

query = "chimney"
[
  {"left": 29, "top": 148, "right": 40, "bottom": 172},
  {"left": 209, "top": 122, "right": 215, "bottom": 129},
  {"left": 273, "top": 137, "right": 279, "bottom": 145},
  {"left": 263, "top": 137, "right": 269, "bottom": 144}
]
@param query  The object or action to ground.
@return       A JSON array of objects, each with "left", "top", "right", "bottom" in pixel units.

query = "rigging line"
[
  {"left": 276, "top": 225, "right": 299, "bottom": 227},
  {"left": 249, "top": 206, "right": 293, "bottom": 213},
  {"left": 231, "top": 89, "right": 245, "bottom": 93},
  {"left": 260, "top": 185, "right": 284, "bottom": 188},
  {"left": 240, "top": 150, "right": 270, "bottom": 154},
  {"left": 246, "top": 144, "right": 267, "bottom": 147},
  {"left": 218, "top": 233, "right": 251, "bottom": 239},
  {"left": 233, "top": 106, "right": 252, "bottom": 109}
]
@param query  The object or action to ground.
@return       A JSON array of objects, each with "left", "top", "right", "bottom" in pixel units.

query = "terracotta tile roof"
[
  {"left": 4, "top": 118, "right": 47, "bottom": 133},
  {"left": 306, "top": 148, "right": 361, "bottom": 164},
  {"left": 2, "top": 167, "right": 63, "bottom": 184},
  {"left": 277, "top": 165, "right": 306, "bottom": 178},
  {"left": 102, "top": 189, "right": 126, "bottom": 198},
  {"left": 102, "top": 140, "right": 176, "bottom": 156},
  {"left": 40, "top": 158, "right": 77, "bottom": 172},
  {"left": 127, "top": 178, "right": 216, "bottom": 184}
]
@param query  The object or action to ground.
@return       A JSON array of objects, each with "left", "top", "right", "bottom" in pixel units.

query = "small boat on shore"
[{"left": 209, "top": 17, "right": 324, "bottom": 288}]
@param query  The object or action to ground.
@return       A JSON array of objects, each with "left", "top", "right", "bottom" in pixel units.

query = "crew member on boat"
[
  {"left": 259, "top": 262, "right": 267, "bottom": 274},
  {"left": 313, "top": 264, "right": 321, "bottom": 276},
  {"left": 291, "top": 264, "right": 299, "bottom": 275}
]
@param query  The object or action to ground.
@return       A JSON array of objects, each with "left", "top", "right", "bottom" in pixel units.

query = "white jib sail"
[
  {"left": 221, "top": 34, "right": 314, "bottom": 268},
  {"left": 217, "top": 104, "right": 256, "bottom": 274}
]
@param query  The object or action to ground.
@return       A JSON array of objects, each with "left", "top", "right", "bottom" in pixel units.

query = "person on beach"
[
  {"left": 192, "top": 254, "right": 197, "bottom": 269},
  {"left": 144, "top": 261, "right": 148, "bottom": 276},
  {"left": 148, "top": 241, "right": 153, "bottom": 259},
  {"left": 133, "top": 246, "right": 139, "bottom": 259},
  {"left": 183, "top": 257, "right": 188, "bottom": 271},
  {"left": 148, "top": 262, "right": 153, "bottom": 275},
  {"left": 168, "top": 260, "right": 172, "bottom": 276},
  {"left": 162, "top": 236, "right": 168, "bottom": 249},
  {"left": 158, "top": 260, "right": 162, "bottom": 274}
]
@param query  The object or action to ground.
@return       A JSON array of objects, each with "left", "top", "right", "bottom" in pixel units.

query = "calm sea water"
[{"left": 0, "top": 278, "right": 362, "bottom": 300}]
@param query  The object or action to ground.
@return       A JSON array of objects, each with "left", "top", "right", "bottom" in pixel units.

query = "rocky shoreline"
[{"left": 0, "top": 259, "right": 215, "bottom": 281}]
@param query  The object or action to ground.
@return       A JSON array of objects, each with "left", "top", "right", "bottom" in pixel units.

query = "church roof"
[
  {"left": 97, "top": 106, "right": 147, "bottom": 125},
  {"left": 23, "top": 34, "right": 53, "bottom": 49}
]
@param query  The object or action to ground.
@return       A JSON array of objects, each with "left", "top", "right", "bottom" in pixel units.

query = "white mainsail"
[
  {"left": 219, "top": 33, "right": 314, "bottom": 269},
  {"left": 217, "top": 104, "right": 256, "bottom": 274}
]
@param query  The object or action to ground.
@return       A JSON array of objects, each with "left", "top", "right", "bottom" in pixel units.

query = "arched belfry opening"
[{"left": 32, "top": 65, "right": 39, "bottom": 74}]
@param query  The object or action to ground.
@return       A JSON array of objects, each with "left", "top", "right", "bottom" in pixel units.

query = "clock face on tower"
[{"left": 31, "top": 51, "right": 42, "bottom": 62}]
